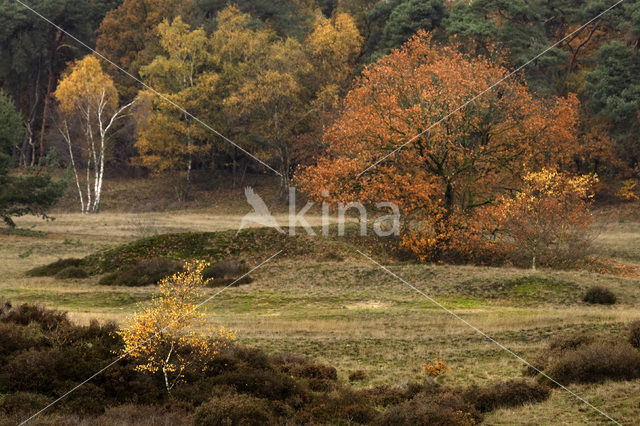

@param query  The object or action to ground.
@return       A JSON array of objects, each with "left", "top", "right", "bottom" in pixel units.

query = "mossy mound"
[
  {"left": 26, "top": 258, "right": 84, "bottom": 277},
  {"left": 26, "top": 227, "right": 369, "bottom": 281},
  {"left": 98, "top": 258, "right": 180, "bottom": 287},
  {"left": 454, "top": 275, "right": 579, "bottom": 304}
]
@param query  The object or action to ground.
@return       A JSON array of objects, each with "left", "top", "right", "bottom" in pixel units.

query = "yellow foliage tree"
[
  {"left": 119, "top": 260, "right": 235, "bottom": 393},
  {"left": 305, "top": 11, "right": 363, "bottom": 90},
  {"left": 135, "top": 17, "right": 220, "bottom": 201},
  {"left": 54, "top": 55, "right": 134, "bottom": 213},
  {"left": 490, "top": 169, "right": 598, "bottom": 269}
]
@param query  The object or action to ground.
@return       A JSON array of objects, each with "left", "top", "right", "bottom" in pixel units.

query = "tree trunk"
[
  {"left": 38, "top": 30, "right": 63, "bottom": 163},
  {"left": 444, "top": 180, "right": 454, "bottom": 216},
  {"left": 61, "top": 121, "right": 85, "bottom": 212},
  {"left": 38, "top": 64, "right": 56, "bottom": 163},
  {"left": 3, "top": 216, "right": 16, "bottom": 228},
  {"left": 163, "top": 343, "right": 175, "bottom": 395},
  {"left": 232, "top": 148, "right": 237, "bottom": 189},
  {"left": 279, "top": 145, "right": 290, "bottom": 202},
  {"left": 21, "top": 70, "right": 41, "bottom": 167}
]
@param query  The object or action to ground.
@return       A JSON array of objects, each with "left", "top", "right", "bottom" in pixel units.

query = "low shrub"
[
  {"left": 26, "top": 258, "right": 83, "bottom": 277},
  {"left": 307, "top": 378, "right": 336, "bottom": 392},
  {"left": 374, "top": 389, "right": 480, "bottom": 426},
  {"left": 0, "top": 392, "right": 52, "bottom": 418},
  {"left": 192, "top": 391, "right": 275, "bottom": 425},
  {"left": 349, "top": 370, "right": 368, "bottom": 382},
  {"left": 463, "top": 379, "right": 550, "bottom": 412},
  {"left": 211, "top": 368, "right": 303, "bottom": 401},
  {"left": 0, "top": 302, "right": 69, "bottom": 331},
  {"left": 628, "top": 321, "right": 640, "bottom": 349},
  {"left": 296, "top": 388, "right": 376, "bottom": 424},
  {"left": 93, "top": 404, "right": 189, "bottom": 426},
  {"left": 548, "top": 331, "right": 594, "bottom": 353},
  {"left": 544, "top": 342, "right": 640, "bottom": 384},
  {"left": 59, "top": 383, "right": 107, "bottom": 415},
  {"left": 202, "top": 259, "right": 253, "bottom": 286},
  {"left": 582, "top": 286, "right": 616, "bottom": 305},
  {"left": 274, "top": 355, "right": 337, "bottom": 380},
  {"left": 364, "top": 380, "right": 440, "bottom": 407},
  {"left": 99, "top": 258, "right": 179, "bottom": 286},
  {"left": 320, "top": 251, "right": 345, "bottom": 262},
  {"left": 55, "top": 266, "right": 89, "bottom": 279},
  {"left": 0, "top": 299, "right": 558, "bottom": 424},
  {"left": 0, "top": 322, "right": 44, "bottom": 358}
]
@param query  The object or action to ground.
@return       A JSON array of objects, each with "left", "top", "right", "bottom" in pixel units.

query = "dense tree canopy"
[
  {"left": 1, "top": 0, "right": 639, "bottom": 213},
  {"left": 297, "top": 32, "right": 583, "bottom": 258},
  {"left": 0, "top": 0, "right": 121, "bottom": 165}
]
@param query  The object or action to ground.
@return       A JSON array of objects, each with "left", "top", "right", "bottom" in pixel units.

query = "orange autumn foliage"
[
  {"left": 296, "top": 31, "right": 583, "bottom": 261},
  {"left": 423, "top": 359, "right": 450, "bottom": 377}
]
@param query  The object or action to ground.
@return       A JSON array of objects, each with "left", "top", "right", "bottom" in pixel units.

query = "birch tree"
[
  {"left": 119, "top": 260, "right": 235, "bottom": 394},
  {"left": 54, "top": 55, "right": 133, "bottom": 213},
  {"left": 135, "top": 17, "right": 218, "bottom": 201}
]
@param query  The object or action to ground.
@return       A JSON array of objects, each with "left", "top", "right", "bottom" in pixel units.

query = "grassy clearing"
[{"left": 2, "top": 207, "right": 640, "bottom": 423}]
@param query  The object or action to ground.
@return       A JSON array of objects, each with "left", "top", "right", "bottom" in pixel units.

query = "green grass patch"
[
  {"left": 453, "top": 275, "right": 579, "bottom": 304},
  {"left": 2, "top": 288, "right": 151, "bottom": 309},
  {"left": 0, "top": 227, "right": 48, "bottom": 237}
]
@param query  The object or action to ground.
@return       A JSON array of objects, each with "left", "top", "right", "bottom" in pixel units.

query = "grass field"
[{"left": 2, "top": 196, "right": 640, "bottom": 424}]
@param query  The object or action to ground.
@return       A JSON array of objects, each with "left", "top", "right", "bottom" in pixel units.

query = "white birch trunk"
[{"left": 56, "top": 92, "right": 134, "bottom": 214}]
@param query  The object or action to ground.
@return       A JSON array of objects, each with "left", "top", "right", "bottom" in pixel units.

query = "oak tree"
[{"left": 297, "top": 32, "right": 582, "bottom": 260}]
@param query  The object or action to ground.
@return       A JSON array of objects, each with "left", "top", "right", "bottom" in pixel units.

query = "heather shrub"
[
  {"left": 274, "top": 355, "right": 337, "bottom": 380},
  {"left": 0, "top": 299, "right": 558, "bottom": 424},
  {"left": 375, "top": 389, "right": 480, "bottom": 426},
  {"left": 628, "top": 321, "right": 640, "bottom": 349},
  {"left": 349, "top": 370, "right": 368, "bottom": 382},
  {"left": 582, "top": 286, "right": 616, "bottom": 305},
  {"left": 192, "top": 391, "right": 275, "bottom": 425},
  {"left": 99, "top": 257, "right": 179, "bottom": 286},
  {"left": 463, "top": 379, "right": 550, "bottom": 412},
  {"left": 525, "top": 331, "right": 596, "bottom": 377},
  {"left": 364, "top": 380, "right": 440, "bottom": 407},
  {"left": 548, "top": 331, "right": 594, "bottom": 352},
  {"left": 59, "top": 383, "right": 107, "bottom": 415},
  {"left": 0, "top": 302, "right": 69, "bottom": 330},
  {"left": 297, "top": 388, "right": 376, "bottom": 424},
  {"left": 93, "top": 404, "right": 189, "bottom": 426},
  {"left": 0, "top": 392, "right": 52, "bottom": 417},
  {"left": 202, "top": 259, "right": 253, "bottom": 286},
  {"left": 0, "top": 322, "right": 44, "bottom": 358},
  {"left": 544, "top": 342, "right": 640, "bottom": 384},
  {"left": 26, "top": 258, "right": 83, "bottom": 276},
  {"left": 211, "top": 368, "right": 303, "bottom": 401},
  {"left": 307, "top": 378, "right": 336, "bottom": 392},
  {"left": 55, "top": 266, "right": 89, "bottom": 279}
]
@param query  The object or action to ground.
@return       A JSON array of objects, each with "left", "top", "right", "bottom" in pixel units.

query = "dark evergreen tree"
[
  {"left": 0, "top": 90, "right": 24, "bottom": 159},
  {"left": 381, "top": 0, "right": 447, "bottom": 49},
  {"left": 584, "top": 41, "right": 640, "bottom": 165},
  {"left": 0, "top": 152, "right": 66, "bottom": 227}
]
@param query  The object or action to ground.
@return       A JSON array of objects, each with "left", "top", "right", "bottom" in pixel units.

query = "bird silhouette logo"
[{"left": 236, "top": 187, "right": 284, "bottom": 235}]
